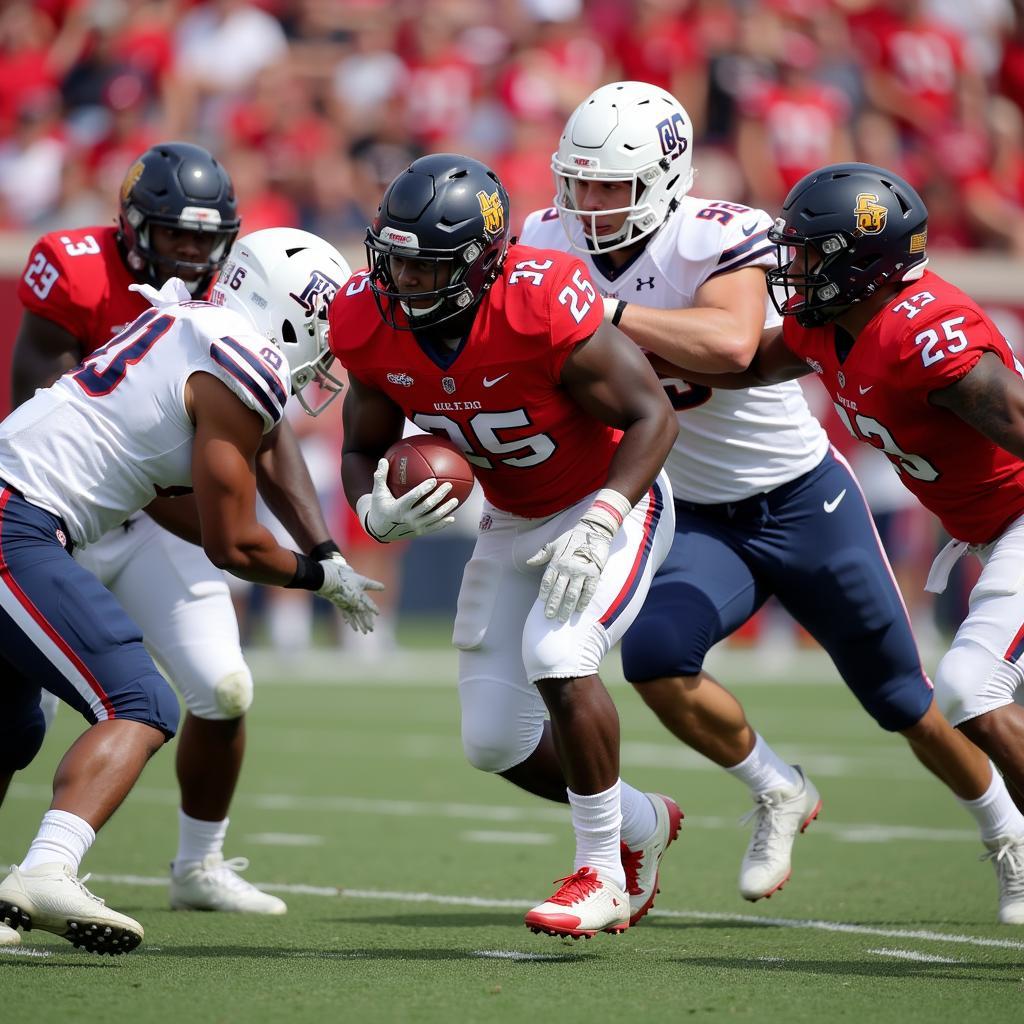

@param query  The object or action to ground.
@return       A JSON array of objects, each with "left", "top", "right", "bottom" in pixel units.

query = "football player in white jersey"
[
  {"left": 0, "top": 228, "right": 383, "bottom": 953},
  {"left": 521, "top": 82, "right": 1024, "bottom": 921},
  {"left": 9, "top": 144, "right": 355, "bottom": 920}
]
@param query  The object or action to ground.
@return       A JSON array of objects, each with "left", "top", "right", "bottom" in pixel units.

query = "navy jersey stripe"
[
  {"left": 717, "top": 229, "right": 770, "bottom": 265},
  {"left": 708, "top": 245, "right": 776, "bottom": 279},
  {"left": 216, "top": 335, "right": 288, "bottom": 406},
  {"left": 210, "top": 345, "right": 282, "bottom": 423}
]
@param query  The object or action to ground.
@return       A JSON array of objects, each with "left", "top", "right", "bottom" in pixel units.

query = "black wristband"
[
  {"left": 286, "top": 552, "right": 326, "bottom": 590},
  {"left": 308, "top": 539, "right": 341, "bottom": 562},
  {"left": 611, "top": 299, "right": 627, "bottom": 327}
]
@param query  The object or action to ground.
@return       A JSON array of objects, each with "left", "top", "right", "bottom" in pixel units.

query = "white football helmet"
[
  {"left": 552, "top": 81, "right": 695, "bottom": 254},
  {"left": 211, "top": 227, "right": 349, "bottom": 416}
]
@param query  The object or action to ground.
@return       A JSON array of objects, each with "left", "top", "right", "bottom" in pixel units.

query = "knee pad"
[
  {"left": 0, "top": 701, "right": 46, "bottom": 772},
  {"left": 459, "top": 676, "right": 545, "bottom": 774},
  {"left": 212, "top": 669, "right": 254, "bottom": 719},
  {"left": 934, "top": 640, "right": 1023, "bottom": 727}
]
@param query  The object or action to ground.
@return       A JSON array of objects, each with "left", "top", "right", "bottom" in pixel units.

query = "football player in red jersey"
[
  {"left": 329, "top": 154, "right": 680, "bottom": 938},
  {"left": 683, "top": 162, "right": 1024, "bottom": 923},
  {"left": 7, "top": 143, "right": 358, "bottom": 917}
]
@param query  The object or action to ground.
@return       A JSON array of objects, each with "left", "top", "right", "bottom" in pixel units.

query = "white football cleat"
[
  {"left": 738, "top": 766, "right": 821, "bottom": 902},
  {"left": 0, "top": 863, "right": 143, "bottom": 955},
  {"left": 170, "top": 854, "right": 287, "bottom": 915},
  {"left": 982, "top": 834, "right": 1024, "bottom": 924},
  {"left": 0, "top": 921, "right": 22, "bottom": 946},
  {"left": 620, "top": 793, "right": 683, "bottom": 926},
  {"left": 524, "top": 866, "right": 631, "bottom": 939}
]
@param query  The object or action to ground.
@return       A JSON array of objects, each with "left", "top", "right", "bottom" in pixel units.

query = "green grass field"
[{"left": 3, "top": 644, "right": 1023, "bottom": 1023}]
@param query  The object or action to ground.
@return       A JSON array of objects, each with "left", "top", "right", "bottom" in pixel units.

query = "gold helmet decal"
[
  {"left": 477, "top": 189, "right": 504, "bottom": 237},
  {"left": 120, "top": 158, "right": 145, "bottom": 203},
  {"left": 854, "top": 192, "right": 887, "bottom": 234}
]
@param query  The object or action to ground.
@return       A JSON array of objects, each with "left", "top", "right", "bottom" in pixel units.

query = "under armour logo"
[{"left": 636, "top": 276, "right": 655, "bottom": 291}]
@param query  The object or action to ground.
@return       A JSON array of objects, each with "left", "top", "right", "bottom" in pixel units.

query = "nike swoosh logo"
[
  {"left": 741, "top": 221, "right": 759, "bottom": 237},
  {"left": 858, "top": 384, "right": 873, "bottom": 394},
  {"left": 482, "top": 373, "right": 509, "bottom": 388},
  {"left": 823, "top": 489, "right": 847, "bottom": 514}
]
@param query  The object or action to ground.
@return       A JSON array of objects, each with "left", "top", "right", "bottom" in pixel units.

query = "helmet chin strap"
[{"left": 401, "top": 298, "right": 444, "bottom": 317}]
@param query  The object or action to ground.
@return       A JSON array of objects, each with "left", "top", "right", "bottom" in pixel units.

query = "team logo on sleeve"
[
  {"left": 477, "top": 190, "right": 505, "bottom": 236},
  {"left": 853, "top": 193, "right": 887, "bottom": 234},
  {"left": 288, "top": 270, "right": 340, "bottom": 315}
]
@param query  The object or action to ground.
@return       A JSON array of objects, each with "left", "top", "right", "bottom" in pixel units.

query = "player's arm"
[
  {"left": 188, "top": 371, "right": 315, "bottom": 585},
  {"left": 644, "top": 323, "right": 812, "bottom": 390},
  {"left": 561, "top": 330, "right": 678, "bottom": 504},
  {"left": 340, "top": 372, "right": 406, "bottom": 508},
  {"left": 10, "top": 311, "right": 82, "bottom": 407},
  {"left": 929, "top": 352, "right": 1024, "bottom": 460},
  {"left": 143, "top": 494, "right": 203, "bottom": 545},
  {"left": 254, "top": 418, "right": 337, "bottom": 557},
  {"left": 612, "top": 266, "right": 770, "bottom": 373}
]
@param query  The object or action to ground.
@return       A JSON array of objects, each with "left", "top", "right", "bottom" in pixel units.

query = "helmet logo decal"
[
  {"left": 289, "top": 270, "right": 340, "bottom": 316},
  {"left": 120, "top": 159, "right": 145, "bottom": 202},
  {"left": 909, "top": 229, "right": 928, "bottom": 254},
  {"left": 476, "top": 189, "right": 505, "bottom": 237},
  {"left": 179, "top": 206, "right": 223, "bottom": 226},
  {"left": 656, "top": 113, "right": 689, "bottom": 159},
  {"left": 380, "top": 226, "right": 419, "bottom": 247},
  {"left": 854, "top": 192, "right": 887, "bottom": 234}
]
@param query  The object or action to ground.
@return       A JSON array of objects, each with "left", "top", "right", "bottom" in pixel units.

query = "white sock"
[
  {"left": 174, "top": 810, "right": 228, "bottom": 869},
  {"left": 568, "top": 782, "right": 625, "bottom": 889},
  {"left": 619, "top": 781, "right": 658, "bottom": 848},
  {"left": 21, "top": 809, "right": 95, "bottom": 874},
  {"left": 725, "top": 733, "right": 801, "bottom": 795},
  {"left": 957, "top": 766, "right": 1024, "bottom": 843}
]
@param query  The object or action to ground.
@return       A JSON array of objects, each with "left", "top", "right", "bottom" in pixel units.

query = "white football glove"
[
  {"left": 316, "top": 553, "right": 385, "bottom": 634},
  {"left": 358, "top": 457, "right": 460, "bottom": 542},
  {"left": 526, "top": 489, "right": 633, "bottom": 622}
]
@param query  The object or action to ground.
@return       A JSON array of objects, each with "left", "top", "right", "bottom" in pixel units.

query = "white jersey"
[
  {"left": 521, "top": 197, "right": 828, "bottom": 503},
  {"left": 0, "top": 279, "right": 290, "bottom": 546}
]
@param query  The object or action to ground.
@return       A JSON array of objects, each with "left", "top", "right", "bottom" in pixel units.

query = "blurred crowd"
[
  {"left": 0, "top": 0, "right": 1007, "bottom": 657},
  {"left": 2, "top": 0, "right": 1024, "bottom": 255}
]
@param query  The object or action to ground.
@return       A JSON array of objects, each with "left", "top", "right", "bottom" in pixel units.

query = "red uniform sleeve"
[
  {"left": 327, "top": 270, "right": 377, "bottom": 368},
  {"left": 16, "top": 234, "right": 92, "bottom": 338},
  {"left": 544, "top": 255, "right": 604, "bottom": 380},
  {"left": 895, "top": 301, "right": 1010, "bottom": 400}
]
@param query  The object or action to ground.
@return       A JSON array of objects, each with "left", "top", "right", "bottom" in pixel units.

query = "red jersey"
[
  {"left": 17, "top": 226, "right": 150, "bottom": 355},
  {"left": 329, "top": 244, "right": 616, "bottom": 518},
  {"left": 782, "top": 271, "right": 1024, "bottom": 545}
]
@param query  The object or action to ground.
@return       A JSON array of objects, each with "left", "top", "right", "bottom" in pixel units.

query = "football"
[{"left": 385, "top": 434, "right": 475, "bottom": 506}]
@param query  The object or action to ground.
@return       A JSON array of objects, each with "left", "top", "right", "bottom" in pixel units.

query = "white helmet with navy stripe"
[
  {"left": 212, "top": 228, "right": 349, "bottom": 415},
  {"left": 552, "top": 81, "right": 695, "bottom": 254}
]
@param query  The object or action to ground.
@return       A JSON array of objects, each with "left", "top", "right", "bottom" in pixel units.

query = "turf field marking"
[
  {"left": 244, "top": 833, "right": 324, "bottom": 847},
  {"left": 868, "top": 948, "right": 962, "bottom": 964},
  {"left": 0, "top": 946, "right": 51, "bottom": 958},
  {"left": 462, "top": 831, "right": 555, "bottom": 845},
  {"left": 6, "top": 782, "right": 982, "bottom": 845},
  {"left": 85, "top": 872, "right": 1024, "bottom": 951},
  {"left": 472, "top": 950, "right": 575, "bottom": 961}
]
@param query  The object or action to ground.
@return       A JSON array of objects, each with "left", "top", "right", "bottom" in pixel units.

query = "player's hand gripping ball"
[{"left": 384, "top": 434, "right": 475, "bottom": 507}]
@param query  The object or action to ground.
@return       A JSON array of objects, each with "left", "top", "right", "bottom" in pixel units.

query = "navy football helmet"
[
  {"left": 365, "top": 154, "right": 510, "bottom": 331},
  {"left": 117, "top": 141, "right": 240, "bottom": 295},
  {"left": 767, "top": 162, "right": 929, "bottom": 328}
]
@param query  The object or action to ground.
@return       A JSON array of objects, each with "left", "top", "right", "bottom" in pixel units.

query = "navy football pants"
[
  {"left": 0, "top": 484, "right": 179, "bottom": 772},
  {"left": 621, "top": 450, "right": 933, "bottom": 731}
]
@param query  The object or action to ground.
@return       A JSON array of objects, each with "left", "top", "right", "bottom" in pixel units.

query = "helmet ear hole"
[{"left": 281, "top": 319, "right": 297, "bottom": 347}]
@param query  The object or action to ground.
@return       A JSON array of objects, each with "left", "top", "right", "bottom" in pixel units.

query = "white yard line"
[
  {"left": 83, "top": 872, "right": 1024, "bottom": 952},
  {"left": 6, "top": 783, "right": 980, "bottom": 844},
  {"left": 868, "top": 948, "right": 963, "bottom": 963}
]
